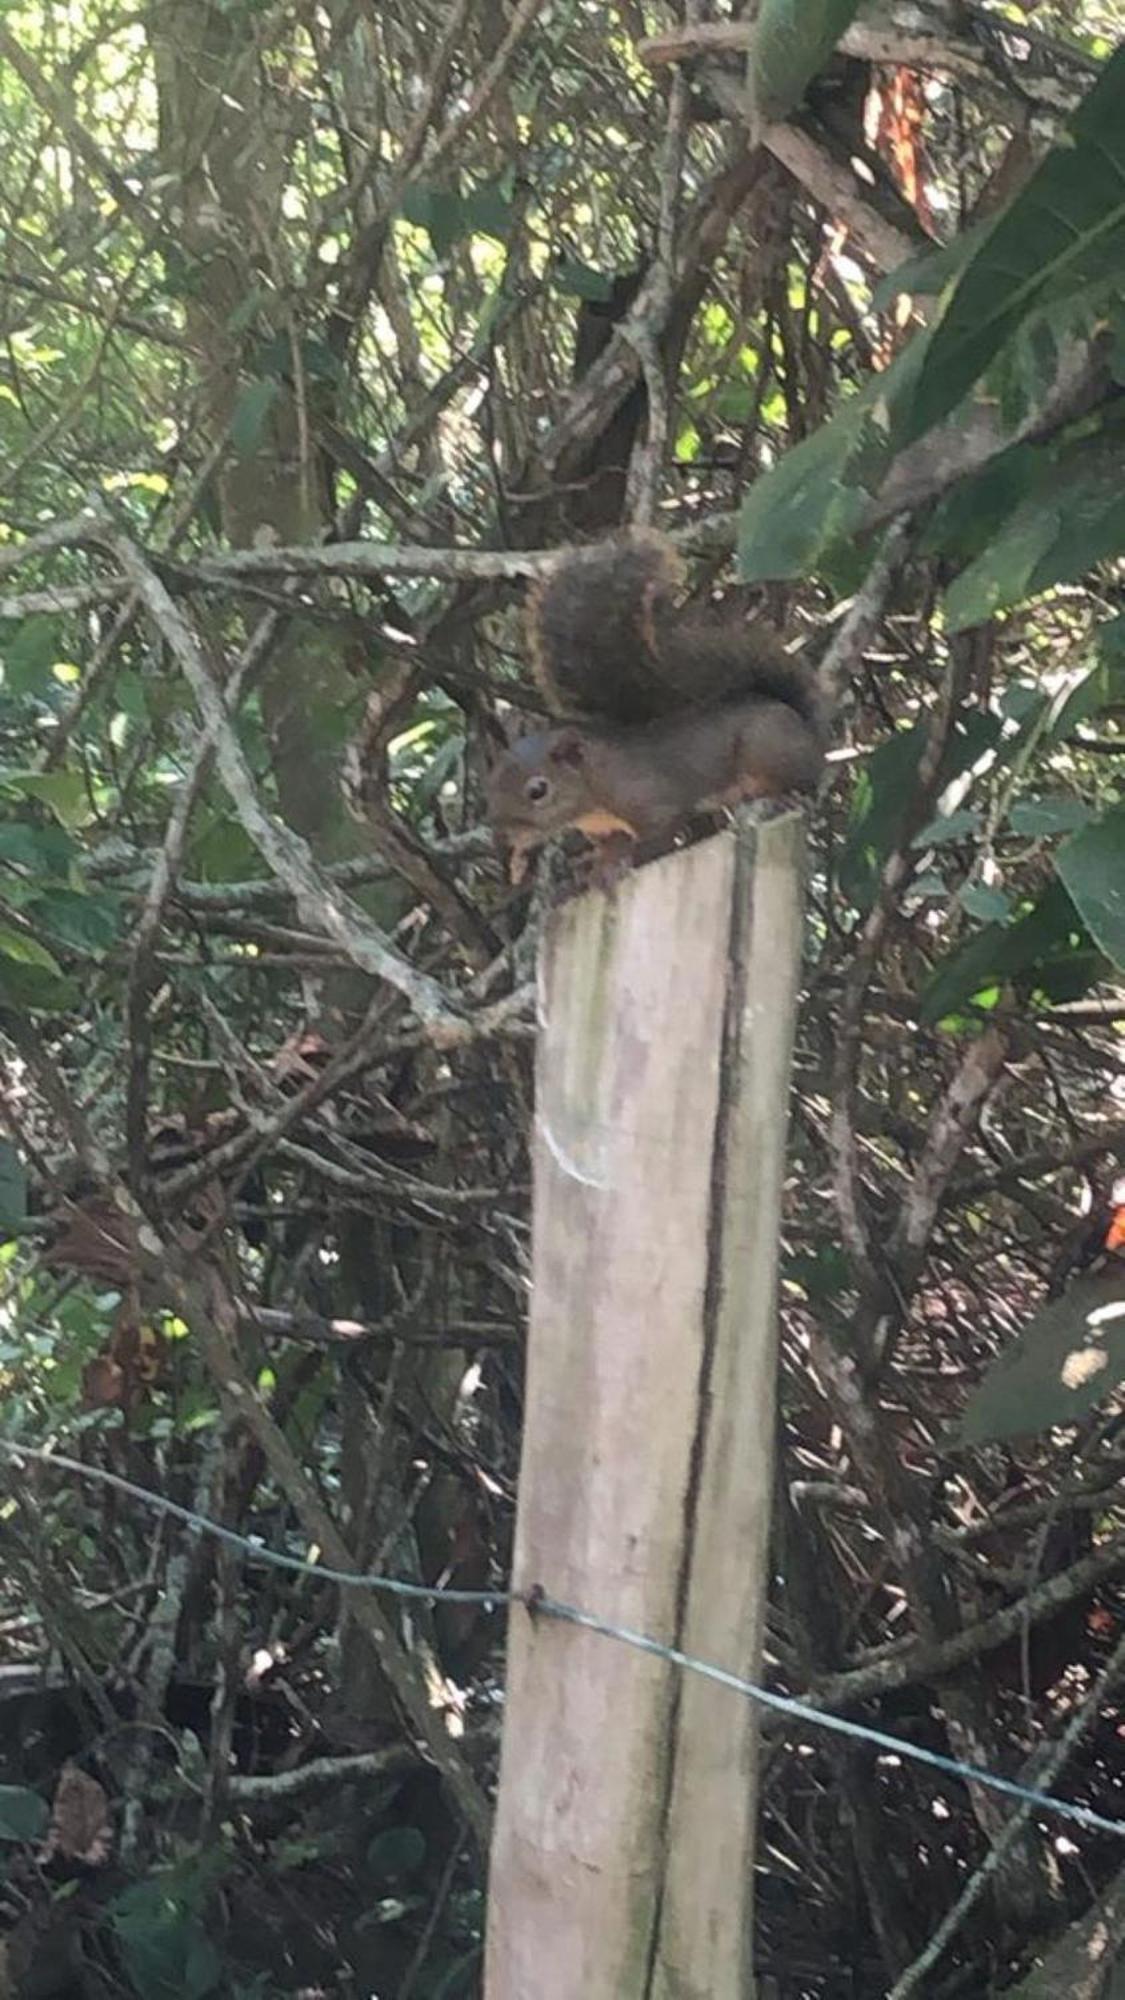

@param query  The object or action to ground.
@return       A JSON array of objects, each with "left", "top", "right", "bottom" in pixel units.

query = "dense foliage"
[{"left": 0, "top": 2, "right": 1123, "bottom": 1994}]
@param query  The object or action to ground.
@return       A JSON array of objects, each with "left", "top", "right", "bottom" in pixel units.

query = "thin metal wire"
[{"left": 3, "top": 1438, "right": 1124, "bottom": 1843}]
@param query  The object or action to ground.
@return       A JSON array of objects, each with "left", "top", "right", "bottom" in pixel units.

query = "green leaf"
[
  {"left": 1008, "top": 797, "right": 1094, "bottom": 837},
  {"left": 748, "top": 0, "right": 864, "bottom": 124},
  {"left": 0, "top": 925, "right": 62, "bottom": 972},
  {"left": 738, "top": 325, "right": 933, "bottom": 581},
  {"left": 115, "top": 1912, "right": 221, "bottom": 2000},
  {"left": 0, "top": 1785, "right": 48, "bottom": 1842},
  {"left": 942, "top": 491, "right": 1062, "bottom": 632},
  {"left": 225, "top": 284, "right": 272, "bottom": 336},
  {"left": 1054, "top": 802, "right": 1125, "bottom": 968},
  {"left": 552, "top": 257, "right": 615, "bottom": 303},
  {"left": 841, "top": 726, "right": 925, "bottom": 906},
  {"left": 903, "top": 42, "right": 1125, "bottom": 443},
  {"left": 0, "top": 959, "right": 80, "bottom": 1013},
  {"left": 34, "top": 887, "right": 121, "bottom": 954},
  {"left": 871, "top": 219, "right": 992, "bottom": 313},
  {"left": 0, "top": 769, "right": 91, "bottom": 829},
  {"left": 188, "top": 812, "right": 267, "bottom": 885},
  {"left": 400, "top": 183, "right": 467, "bottom": 257},
  {"left": 367, "top": 1826, "right": 426, "bottom": 1880},
  {"left": 999, "top": 681, "right": 1046, "bottom": 725},
  {"left": 3, "top": 616, "right": 63, "bottom": 698},
  {"left": 944, "top": 426, "right": 1125, "bottom": 631},
  {"left": 1097, "top": 610, "right": 1125, "bottom": 662},
  {"left": 920, "top": 443, "right": 1039, "bottom": 568},
  {"left": 111, "top": 1869, "right": 224, "bottom": 2000},
  {"left": 0, "top": 1139, "right": 26, "bottom": 1229},
  {"left": 920, "top": 878, "right": 1097, "bottom": 1023},
  {"left": 840, "top": 712, "right": 999, "bottom": 911},
  {"left": 739, "top": 399, "right": 870, "bottom": 582},
  {"left": 460, "top": 177, "right": 514, "bottom": 241},
  {"left": 913, "top": 807, "right": 981, "bottom": 848},
  {"left": 953, "top": 1267, "right": 1125, "bottom": 1445},
  {"left": 711, "top": 383, "right": 760, "bottom": 424},
  {"left": 958, "top": 884, "right": 1012, "bottom": 923},
  {"left": 230, "top": 377, "right": 281, "bottom": 457},
  {"left": 908, "top": 870, "right": 946, "bottom": 901},
  {"left": 784, "top": 1244, "right": 850, "bottom": 1301},
  {"left": 0, "top": 820, "right": 76, "bottom": 876},
  {"left": 296, "top": 336, "right": 344, "bottom": 385}
]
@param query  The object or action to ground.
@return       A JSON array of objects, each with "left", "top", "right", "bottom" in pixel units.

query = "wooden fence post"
[{"left": 485, "top": 811, "right": 808, "bottom": 2000}]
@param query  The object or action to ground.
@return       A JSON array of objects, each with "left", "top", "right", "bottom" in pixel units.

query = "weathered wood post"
[{"left": 485, "top": 811, "right": 808, "bottom": 2000}]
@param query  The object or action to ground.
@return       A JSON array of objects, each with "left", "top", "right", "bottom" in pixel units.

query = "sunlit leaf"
[
  {"left": 1054, "top": 802, "right": 1125, "bottom": 968},
  {"left": 230, "top": 377, "right": 281, "bottom": 457},
  {"left": 0, "top": 770, "right": 92, "bottom": 829},
  {"left": 748, "top": 0, "right": 864, "bottom": 124},
  {"left": 0, "top": 924, "right": 62, "bottom": 971},
  {"left": 904, "top": 43, "right": 1125, "bottom": 442},
  {"left": 954, "top": 1268, "right": 1125, "bottom": 1445},
  {"left": 739, "top": 327, "right": 933, "bottom": 581}
]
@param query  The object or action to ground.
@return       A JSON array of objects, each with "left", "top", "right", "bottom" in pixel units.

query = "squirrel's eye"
[{"left": 526, "top": 776, "right": 551, "bottom": 804}]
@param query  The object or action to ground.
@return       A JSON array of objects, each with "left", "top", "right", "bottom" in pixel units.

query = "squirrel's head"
[{"left": 485, "top": 726, "right": 602, "bottom": 881}]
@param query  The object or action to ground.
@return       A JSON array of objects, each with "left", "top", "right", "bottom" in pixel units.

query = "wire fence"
[{"left": 1, "top": 1436, "right": 1123, "bottom": 1845}]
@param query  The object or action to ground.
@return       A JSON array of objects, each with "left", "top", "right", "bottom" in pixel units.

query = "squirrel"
[{"left": 486, "top": 529, "right": 827, "bottom": 883}]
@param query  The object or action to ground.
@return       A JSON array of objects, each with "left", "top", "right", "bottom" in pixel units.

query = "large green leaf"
[
  {"left": 401, "top": 183, "right": 469, "bottom": 257},
  {"left": 1007, "top": 797, "right": 1093, "bottom": 837},
  {"left": 920, "top": 878, "right": 1102, "bottom": 1024},
  {"left": 2, "top": 615, "right": 64, "bottom": 697},
  {"left": 944, "top": 424, "right": 1125, "bottom": 630},
  {"left": 111, "top": 1867, "right": 224, "bottom": 2000},
  {"left": 954, "top": 1267, "right": 1125, "bottom": 1445},
  {"left": 33, "top": 886, "right": 121, "bottom": 954},
  {"left": 0, "top": 1786, "right": 48, "bottom": 1842},
  {"left": 919, "top": 442, "right": 1039, "bottom": 568},
  {"left": 0, "top": 819, "right": 76, "bottom": 875},
  {"left": 903, "top": 42, "right": 1125, "bottom": 443},
  {"left": 0, "top": 958, "right": 80, "bottom": 1013},
  {"left": 739, "top": 327, "right": 933, "bottom": 581},
  {"left": 747, "top": 0, "right": 863, "bottom": 125},
  {"left": 1054, "top": 803, "right": 1125, "bottom": 969},
  {"left": 230, "top": 377, "right": 280, "bottom": 458},
  {"left": 0, "top": 924, "right": 61, "bottom": 972},
  {"left": 551, "top": 257, "right": 615, "bottom": 303},
  {"left": 871, "top": 219, "right": 992, "bottom": 313},
  {"left": 0, "top": 769, "right": 92, "bottom": 829},
  {"left": 840, "top": 711, "right": 1000, "bottom": 911},
  {"left": 400, "top": 176, "right": 513, "bottom": 258},
  {"left": 0, "top": 1138, "right": 26, "bottom": 1229}
]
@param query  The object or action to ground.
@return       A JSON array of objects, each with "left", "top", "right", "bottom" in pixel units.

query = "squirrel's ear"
[{"left": 547, "top": 727, "right": 585, "bottom": 768}]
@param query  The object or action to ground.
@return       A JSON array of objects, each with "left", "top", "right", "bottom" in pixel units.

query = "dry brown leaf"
[{"left": 41, "top": 1765, "right": 112, "bottom": 1866}]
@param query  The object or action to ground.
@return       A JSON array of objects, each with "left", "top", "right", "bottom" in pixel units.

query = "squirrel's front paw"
[{"left": 583, "top": 832, "right": 637, "bottom": 895}]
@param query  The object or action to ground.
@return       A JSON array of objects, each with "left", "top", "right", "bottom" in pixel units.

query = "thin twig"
[{"left": 889, "top": 1626, "right": 1125, "bottom": 1997}]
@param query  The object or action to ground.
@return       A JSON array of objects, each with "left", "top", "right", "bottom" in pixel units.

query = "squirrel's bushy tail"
[
  {"left": 528, "top": 529, "right": 684, "bottom": 725},
  {"left": 528, "top": 528, "right": 825, "bottom": 738}
]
